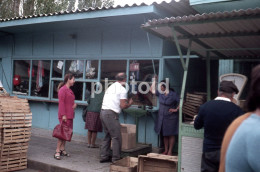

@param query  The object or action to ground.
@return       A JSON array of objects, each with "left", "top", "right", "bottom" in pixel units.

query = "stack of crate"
[
  {"left": 0, "top": 96, "right": 32, "bottom": 172},
  {"left": 182, "top": 92, "right": 207, "bottom": 123}
]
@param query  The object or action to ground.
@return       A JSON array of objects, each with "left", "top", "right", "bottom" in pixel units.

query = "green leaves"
[{"left": 0, "top": 0, "right": 114, "bottom": 19}]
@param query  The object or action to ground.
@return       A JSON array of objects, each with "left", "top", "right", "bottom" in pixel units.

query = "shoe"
[
  {"left": 54, "top": 151, "right": 61, "bottom": 160},
  {"left": 87, "top": 144, "right": 91, "bottom": 148},
  {"left": 90, "top": 144, "right": 99, "bottom": 148},
  {"left": 100, "top": 157, "right": 112, "bottom": 163},
  {"left": 60, "top": 150, "right": 70, "bottom": 157}
]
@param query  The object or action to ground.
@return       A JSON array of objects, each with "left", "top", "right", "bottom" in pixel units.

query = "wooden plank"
[{"left": 138, "top": 156, "right": 177, "bottom": 172}]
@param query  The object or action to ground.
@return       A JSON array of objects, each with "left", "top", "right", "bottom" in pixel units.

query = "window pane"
[
  {"left": 71, "top": 82, "right": 83, "bottom": 101},
  {"left": 31, "top": 60, "right": 51, "bottom": 97},
  {"left": 101, "top": 60, "right": 127, "bottom": 81},
  {"left": 65, "top": 60, "right": 84, "bottom": 79},
  {"left": 52, "top": 80, "right": 60, "bottom": 99},
  {"left": 129, "top": 60, "right": 159, "bottom": 107},
  {"left": 85, "top": 60, "right": 98, "bottom": 79},
  {"left": 53, "top": 81, "right": 83, "bottom": 101},
  {"left": 12, "top": 60, "right": 30, "bottom": 95},
  {"left": 52, "top": 60, "right": 63, "bottom": 78}
]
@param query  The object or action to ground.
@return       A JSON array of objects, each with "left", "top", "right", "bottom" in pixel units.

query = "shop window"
[
  {"left": 70, "top": 82, "right": 83, "bottom": 101},
  {"left": 52, "top": 60, "right": 63, "bottom": 78},
  {"left": 65, "top": 60, "right": 84, "bottom": 79},
  {"left": 101, "top": 60, "right": 127, "bottom": 81},
  {"left": 128, "top": 60, "right": 159, "bottom": 107},
  {"left": 85, "top": 60, "right": 98, "bottom": 79},
  {"left": 12, "top": 60, "right": 30, "bottom": 96},
  {"left": 52, "top": 80, "right": 60, "bottom": 99},
  {"left": 53, "top": 81, "right": 83, "bottom": 101},
  {"left": 30, "top": 60, "right": 50, "bottom": 97}
]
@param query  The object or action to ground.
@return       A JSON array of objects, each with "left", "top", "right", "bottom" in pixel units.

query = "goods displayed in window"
[
  {"left": 31, "top": 60, "right": 50, "bottom": 97},
  {"left": 128, "top": 60, "right": 159, "bottom": 107},
  {"left": 52, "top": 60, "right": 63, "bottom": 78},
  {"left": 65, "top": 60, "right": 98, "bottom": 79},
  {"left": 12, "top": 59, "right": 160, "bottom": 107},
  {"left": 12, "top": 60, "right": 30, "bottom": 95}
]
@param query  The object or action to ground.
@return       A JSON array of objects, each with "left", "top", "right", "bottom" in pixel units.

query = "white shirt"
[
  {"left": 214, "top": 97, "right": 231, "bottom": 102},
  {"left": 102, "top": 82, "right": 127, "bottom": 113}
]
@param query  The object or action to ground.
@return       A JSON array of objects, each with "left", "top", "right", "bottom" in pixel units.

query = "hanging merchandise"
[
  {"left": 28, "top": 65, "right": 35, "bottom": 77},
  {"left": 57, "top": 61, "right": 63, "bottom": 70},
  {"left": 76, "top": 60, "right": 84, "bottom": 73},
  {"left": 13, "top": 75, "right": 21, "bottom": 86},
  {"left": 69, "top": 61, "right": 77, "bottom": 73},
  {"left": 130, "top": 62, "right": 140, "bottom": 72},
  {"left": 86, "top": 60, "right": 96, "bottom": 79},
  {"left": 69, "top": 60, "right": 84, "bottom": 74},
  {"left": 36, "top": 61, "right": 45, "bottom": 92}
]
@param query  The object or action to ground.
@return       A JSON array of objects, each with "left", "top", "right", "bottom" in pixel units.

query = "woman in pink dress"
[{"left": 54, "top": 73, "right": 77, "bottom": 160}]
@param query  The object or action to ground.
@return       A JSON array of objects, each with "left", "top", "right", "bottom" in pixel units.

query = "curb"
[{"left": 28, "top": 159, "right": 78, "bottom": 172}]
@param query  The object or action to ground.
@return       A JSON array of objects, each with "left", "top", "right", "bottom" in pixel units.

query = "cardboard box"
[
  {"left": 110, "top": 156, "right": 138, "bottom": 172},
  {"left": 138, "top": 153, "right": 178, "bottom": 172},
  {"left": 121, "top": 124, "right": 136, "bottom": 150}
]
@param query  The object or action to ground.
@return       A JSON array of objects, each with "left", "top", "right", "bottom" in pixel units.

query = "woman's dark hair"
[
  {"left": 246, "top": 64, "right": 260, "bottom": 111},
  {"left": 58, "top": 73, "right": 74, "bottom": 90},
  {"left": 160, "top": 79, "right": 175, "bottom": 91}
]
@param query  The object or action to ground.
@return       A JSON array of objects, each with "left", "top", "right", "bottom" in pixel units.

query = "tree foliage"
[{"left": 0, "top": 0, "right": 114, "bottom": 19}]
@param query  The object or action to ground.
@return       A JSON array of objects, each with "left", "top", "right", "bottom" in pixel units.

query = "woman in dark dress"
[
  {"left": 152, "top": 79, "right": 180, "bottom": 156},
  {"left": 85, "top": 91, "right": 104, "bottom": 148}
]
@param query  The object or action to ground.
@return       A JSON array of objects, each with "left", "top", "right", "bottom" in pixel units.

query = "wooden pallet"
[
  {"left": 0, "top": 154, "right": 27, "bottom": 172},
  {"left": 182, "top": 93, "right": 207, "bottom": 122},
  {"left": 0, "top": 143, "right": 29, "bottom": 158},
  {"left": 138, "top": 153, "right": 178, "bottom": 172},
  {"left": 1, "top": 128, "right": 31, "bottom": 144},
  {"left": 0, "top": 113, "right": 32, "bottom": 128}
]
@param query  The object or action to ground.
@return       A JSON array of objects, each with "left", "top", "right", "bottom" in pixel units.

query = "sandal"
[
  {"left": 54, "top": 151, "right": 61, "bottom": 160},
  {"left": 61, "top": 150, "right": 70, "bottom": 157}
]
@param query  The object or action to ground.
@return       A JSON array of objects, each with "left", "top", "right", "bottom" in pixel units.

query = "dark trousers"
[
  {"left": 201, "top": 150, "right": 220, "bottom": 172},
  {"left": 100, "top": 110, "right": 122, "bottom": 162}
]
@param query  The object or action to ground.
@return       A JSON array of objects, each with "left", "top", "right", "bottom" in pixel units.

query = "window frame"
[{"left": 11, "top": 58, "right": 162, "bottom": 108}]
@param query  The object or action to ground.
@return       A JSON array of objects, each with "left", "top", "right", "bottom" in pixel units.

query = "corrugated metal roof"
[
  {"left": 0, "top": 0, "right": 196, "bottom": 23},
  {"left": 142, "top": 8, "right": 260, "bottom": 59}
]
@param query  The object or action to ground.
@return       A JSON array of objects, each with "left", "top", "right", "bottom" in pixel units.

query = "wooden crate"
[
  {"left": 0, "top": 142, "right": 29, "bottom": 158},
  {"left": 0, "top": 101, "right": 30, "bottom": 114},
  {"left": 0, "top": 113, "right": 32, "bottom": 128},
  {"left": 183, "top": 93, "right": 207, "bottom": 122},
  {"left": 0, "top": 154, "right": 27, "bottom": 172},
  {"left": 110, "top": 157, "right": 138, "bottom": 172},
  {"left": 1, "top": 128, "right": 31, "bottom": 144},
  {"left": 138, "top": 153, "right": 178, "bottom": 172}
]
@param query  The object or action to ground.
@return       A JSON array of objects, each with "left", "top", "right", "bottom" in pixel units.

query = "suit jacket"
[{"left": 58, "top": 85, "right": 75, "bottom": 119}]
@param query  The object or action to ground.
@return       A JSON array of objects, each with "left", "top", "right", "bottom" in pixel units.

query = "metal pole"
[
  {"left": 172, "top": 27, "right": 186, "bottom": 70},
  {"left": 177, "top": 39, "right": 192, "bottom": 172}
]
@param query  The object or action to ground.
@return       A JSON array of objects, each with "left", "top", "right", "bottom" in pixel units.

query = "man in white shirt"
[{"left": 100, "top": 72, "right": 133, "bottom": 163}]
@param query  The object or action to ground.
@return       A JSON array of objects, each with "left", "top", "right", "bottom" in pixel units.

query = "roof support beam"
[
  {"left": 174, "top": 26, "right": 230, "bottom": 59},
  {"left": 177, "top": 30, "right": 260, "bottom": 40}
]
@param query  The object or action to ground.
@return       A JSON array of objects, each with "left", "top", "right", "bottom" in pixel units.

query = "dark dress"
[
  {"left": 154, "top": 90, "right": 180, "bottom": 136},
  {"left": 85, "top": 92, "right": 104, "bottom": 132}
]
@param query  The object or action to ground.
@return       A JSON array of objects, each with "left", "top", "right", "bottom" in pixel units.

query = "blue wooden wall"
[{"left": 0, "top": 24, "right": 163, "bottom": 147}]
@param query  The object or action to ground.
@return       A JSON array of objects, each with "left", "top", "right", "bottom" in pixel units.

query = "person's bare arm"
[{"left": 120, "top": 98, "right": 133, "bottom": 109}]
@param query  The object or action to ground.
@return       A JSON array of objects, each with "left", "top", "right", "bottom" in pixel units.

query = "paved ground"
[{"left": 19, "top": 135, "right": 110, "bottom": 172}]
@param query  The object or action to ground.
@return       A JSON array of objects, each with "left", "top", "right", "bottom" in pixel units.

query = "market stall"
[{"left": 142, "top": 7, "right": 260, "bottom": 172}]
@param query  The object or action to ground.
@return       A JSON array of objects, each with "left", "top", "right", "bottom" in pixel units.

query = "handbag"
[
  {"left": 82, "top": 106, "right": 88, "bottom": 122},
  {"left": 52, "top": 122, "right": 73, "bottom": 142}
]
